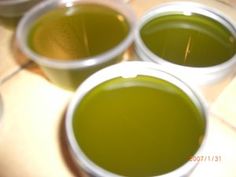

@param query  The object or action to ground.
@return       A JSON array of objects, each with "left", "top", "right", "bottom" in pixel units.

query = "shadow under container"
[
  {"left": 135, "top": 1, "right": 236, "bottom": 102},
  {"left": 16, "top": 0, "right": 136, "bottom": 91},
  {"left": 0, "top": 0, "right": 43, "bottom": 17},
  {"left": 65, "top": 61, "right": 208, "bottom": 177}
]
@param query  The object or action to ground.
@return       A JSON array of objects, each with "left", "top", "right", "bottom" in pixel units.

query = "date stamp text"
[{"left": 189, "top": 155, "right": 222, "bottom": 162}]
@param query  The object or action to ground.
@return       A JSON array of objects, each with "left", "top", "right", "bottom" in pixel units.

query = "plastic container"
[
  {"left": 65, "top": 61, "right": 208, "bottom": 177},
  {"left": 16, "top": 0, "right": 136, "bottom": 90},
  {"left": 135, "top": 1, "right": 236, "bottom": 101}
]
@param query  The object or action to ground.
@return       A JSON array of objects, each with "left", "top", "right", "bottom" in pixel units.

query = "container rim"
[
  {"left": 134, "top": 1, "right": 236, "bottom": 75},
  {"left": 65, "top": 61, "right": 209, "bottom": 177},
  {"left": 16, "top": 0, "right": 136, "bottom": 69}
]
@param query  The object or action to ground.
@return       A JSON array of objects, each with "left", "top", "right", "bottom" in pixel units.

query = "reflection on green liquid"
[
  {"left": 28, "top": 4, "right": 129, "bottom": 60},
  {"left": 141, "top": 13, "right": 236, "bottom": 67},
  {"left": 73, "top": 75, "right": 205, "bottom": 177}
]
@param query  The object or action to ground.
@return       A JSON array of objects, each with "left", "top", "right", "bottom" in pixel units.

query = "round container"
[
  {"left": 65, "top": 61, "right": 208, "bottom": 177},
  {"left": 16, "top": 0, "right": 136, "bottom": 90},
  {"left": 135, "top": 1, "right": 236, "bottom": 86},
  {"left": 0, "top": 0, "right": 42, "bottom": 17}
]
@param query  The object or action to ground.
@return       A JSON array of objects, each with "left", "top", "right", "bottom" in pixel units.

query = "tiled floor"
[
  {"left": 0, "top": 0, "right": 236, "bottom": 177},
  {"left": 211, "top": 77, "right": 236, "bottom": 129},
  {"left": 0, "top": 70, "right": 74, "bottom": 177},
  {"left": 0, "top": 16, "right": 30, "bottom": 84}
]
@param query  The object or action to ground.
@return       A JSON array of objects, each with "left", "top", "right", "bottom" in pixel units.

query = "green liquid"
[
  {"left": 73, "top": 75, "right": 205, "bottom": 177},
  {"left": 28, "top": 4, "right": 129, "bottom": 60},
  {"left": 140, "top": 13, "right": 236, "bottom": 67}
]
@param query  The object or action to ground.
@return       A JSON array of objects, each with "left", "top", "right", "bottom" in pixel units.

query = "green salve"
[
  {"left": 140, "top": 13, "right": 236, "bottom": 67},
  {"left": 28, "top": 3, "right": 129, "bottom": 60},
  {"left": 73, "top": 75, "right": 205, "bottom": 177}
]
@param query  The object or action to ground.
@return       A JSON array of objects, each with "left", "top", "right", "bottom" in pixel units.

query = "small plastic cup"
[
  {"left": 65, "top": 61, "right": 208, "bottom": 177},
  {"left": 16, "top": 0, "right": 136, "bottom": 90},
  {"left": 135, "top": 1, "right": 236, "bottom": 101}
]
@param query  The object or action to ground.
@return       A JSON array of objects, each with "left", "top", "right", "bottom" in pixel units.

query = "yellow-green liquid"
[
  {"left": 73, "top": 75, "right": 205, "bottom": 176},
  {"left": 140, "top": 13, "right": 236, "bottom": 67},
  {"left": 28, "top": 3, "right": 129, "bottom": 60}
]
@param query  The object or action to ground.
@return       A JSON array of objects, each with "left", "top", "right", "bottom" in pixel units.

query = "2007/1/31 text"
[{"left": 189, "top": 155, "right": 222, "bottom": 162}]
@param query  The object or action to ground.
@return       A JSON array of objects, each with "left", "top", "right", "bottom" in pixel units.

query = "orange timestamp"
[{"left": 189, "top": 155, "right": 222, "bottom": 162}]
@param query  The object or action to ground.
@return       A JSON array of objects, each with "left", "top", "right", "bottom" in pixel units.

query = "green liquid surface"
[
  {"left": 73, "top": 75, "right": 205, "bottom": 177},
  {"left": 140, "top": 13, "right": 236, "bottom": 67},
  {"left": 28, "top": 4, "right": 129, "bottom": 60}
]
